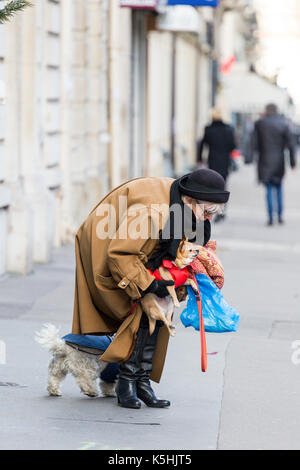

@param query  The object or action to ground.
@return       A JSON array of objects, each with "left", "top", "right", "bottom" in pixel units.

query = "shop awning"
[
  {"left": 120, "top": 0, "right": 219, "bottom": 8},
  {"left": 222, "top": 68, "right": 291, "bottom": 115},
  {"left": 157, "top": 5, "right": 201, "bottom": 33},
  {"left": 120, "top": 0, "right": 158, "bottom": 9},
  {"left": 166, "top": 0, "right": 218, "bottom": 6}
]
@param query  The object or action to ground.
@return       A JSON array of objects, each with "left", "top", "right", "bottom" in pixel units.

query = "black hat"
[{"left": 178, "top": 169, "right": 230, "bottom": 204}]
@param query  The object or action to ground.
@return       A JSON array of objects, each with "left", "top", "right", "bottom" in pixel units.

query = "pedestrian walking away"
[
  {"left": 197, "top": 108, "right": 236, "bottom": 222},
  {"left": 251, "top": 103, "right": 297, "bottom": 226}
]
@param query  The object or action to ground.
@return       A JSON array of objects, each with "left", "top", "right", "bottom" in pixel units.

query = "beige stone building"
[{"left": 0, "top": 0, "right": 218, "bottom": 275}]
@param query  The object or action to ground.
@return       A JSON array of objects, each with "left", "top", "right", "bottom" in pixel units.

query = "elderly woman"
[{"left": 71, "top": 169, "right": 229, "bottom": 409}]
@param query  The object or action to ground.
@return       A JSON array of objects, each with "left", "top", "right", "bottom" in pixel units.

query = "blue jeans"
[
  {"left": 265, "top": 183, "right": 283, "bottom": 221},
  {"left": 100, "top": 363, "right": 119, "bottom": 384}
]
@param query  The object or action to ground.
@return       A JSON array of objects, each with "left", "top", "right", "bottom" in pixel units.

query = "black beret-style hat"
[{"left": 178, "top": 169, "right": 230, "bottom": 204}]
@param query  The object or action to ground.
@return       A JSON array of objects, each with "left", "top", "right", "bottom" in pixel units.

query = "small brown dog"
[
  {"left": 141, "top": 294, "right": 175, "bottom": 337},
  {"left": 141, "top": 239, "right": 200, "bottom": 336},
  {"left": 160, "top": 239, "right": 200, "bottom": 307}
]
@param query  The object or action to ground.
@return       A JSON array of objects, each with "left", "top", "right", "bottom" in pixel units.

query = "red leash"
[
  {"left": 127, "top": 277, "right": 207, "bottom": 372},
  {"left": 192, "top": 274, "right": 207, "bottom": 372},
  {"left": 126, "top": 300, "right": 140, "bottom": 317}
]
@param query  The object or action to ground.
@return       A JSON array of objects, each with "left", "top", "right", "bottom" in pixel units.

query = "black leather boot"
[
  {"left": 116, "top": 377, "right": 141, "bottom": 409},
  {"left": 116, "top": 315, "right": 149, "bottom": 409},
  {"left": 136, "top": 323, "right": 171, "bottom": 408}
]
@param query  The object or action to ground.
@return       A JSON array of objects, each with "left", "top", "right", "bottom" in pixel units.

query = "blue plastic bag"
[{"left": 180, "top": 273, "right": 240, "bottom": 333}]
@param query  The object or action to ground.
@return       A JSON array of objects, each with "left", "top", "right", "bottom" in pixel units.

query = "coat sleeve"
[
  {"left": 197, "top": 128, "right": 208, "bottom": 163},
  {"left": 284, "top": 124, "right": 296, "bottom": 168},
  {"left": 228, "top": 126, "right": 236, "bottom": 152},
  {"left": 245, "top": 122, "right": 258, "bottom": 165},
  {"left": 106, "top": 207, "right": 159, "bottom": 300}
]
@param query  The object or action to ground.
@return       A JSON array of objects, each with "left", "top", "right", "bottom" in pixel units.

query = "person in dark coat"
[
  {"left": 252, "top": 104, "right": 296, "bottom": 225},
  {"left": 197, "top": 108, "right": 236, "bottom": 221}
]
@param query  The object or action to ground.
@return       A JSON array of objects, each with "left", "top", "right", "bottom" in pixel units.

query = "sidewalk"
[
  {"left": 216, "top": 164, "right": 300, "bottom": 450},
  {"left": 0, "top": 236, "right": 228, "bottom": 450},
  {"left": 0, "top": 164, "right": 299, "bottom": 450}
]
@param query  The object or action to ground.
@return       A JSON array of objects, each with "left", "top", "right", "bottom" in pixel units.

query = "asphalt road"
[{"left": 0, "top": 163, "right": 299, "bottom": 450}]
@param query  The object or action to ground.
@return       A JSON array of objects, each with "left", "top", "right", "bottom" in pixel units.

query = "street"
[{"left": 0, "top": 163, "right": 299, "bottom": 450}]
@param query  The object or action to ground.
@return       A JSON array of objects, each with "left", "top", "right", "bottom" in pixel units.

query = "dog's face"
[{"left": 175, "top": 240, "right": 200, "bottom": 269}]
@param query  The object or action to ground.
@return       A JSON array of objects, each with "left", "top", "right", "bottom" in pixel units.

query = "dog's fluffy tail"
[{"left": 35, "top": 324, "right": 67, "bottom": 356}]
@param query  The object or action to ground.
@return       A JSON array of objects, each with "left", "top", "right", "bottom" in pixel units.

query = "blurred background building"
[{"left": 0, "top": 0, "right": 296, "bottom": 275}]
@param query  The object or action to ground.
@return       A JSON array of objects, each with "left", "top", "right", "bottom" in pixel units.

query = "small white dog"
[{"left": 35, "top": 324, "right": 116, "bottom": 398}]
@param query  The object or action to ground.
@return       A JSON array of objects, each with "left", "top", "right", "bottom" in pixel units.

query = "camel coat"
[{"left": 72, "top": 177, "right": 174, "bottom": 383}]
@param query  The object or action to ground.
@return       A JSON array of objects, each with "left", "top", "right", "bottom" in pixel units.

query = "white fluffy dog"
[{"left": 35, "top": 324, "right": 116, "bottom": 398}]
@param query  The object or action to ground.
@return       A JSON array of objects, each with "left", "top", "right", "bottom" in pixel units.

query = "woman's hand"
[{"left": 143, "top": 279, "right": 175, "bottom": 298}]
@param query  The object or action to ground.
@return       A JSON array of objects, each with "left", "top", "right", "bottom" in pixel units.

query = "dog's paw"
[
  {"left": 81, "top": 388, "right": 99, "bottom": 398},
  {"left": 83, "top": 390, "right": 99, "bottom": 398},
  {"left": 48, "top": 389, "right": 62, "bottom": 397},
  {"left": 100, "top": 380, "right": 117, "bottom": 398},
  {"left": 168, "top": 324, "right": 176, "bottom": 337}
]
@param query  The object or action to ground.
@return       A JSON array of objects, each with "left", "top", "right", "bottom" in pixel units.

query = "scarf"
[{"left": 147, "top": 179, "right": 211, "bottom": 272}]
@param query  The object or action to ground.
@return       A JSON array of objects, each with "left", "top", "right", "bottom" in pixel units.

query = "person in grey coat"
[{"left": 252, "top": 104, "right": 296, "bottom": 225}]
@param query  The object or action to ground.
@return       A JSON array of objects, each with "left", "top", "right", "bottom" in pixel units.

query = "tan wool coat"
[{"left": 72, "top": 177, "right": 175, "bottom": 383}]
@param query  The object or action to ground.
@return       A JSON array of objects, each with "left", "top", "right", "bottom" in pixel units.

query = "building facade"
[{"left": 0, "top": 0, "right": 217, "bottom": 275}]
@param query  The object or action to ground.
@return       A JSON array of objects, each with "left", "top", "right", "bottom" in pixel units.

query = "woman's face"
[{"left": 183, "top": 197, "right": 222, "bottom": 222}]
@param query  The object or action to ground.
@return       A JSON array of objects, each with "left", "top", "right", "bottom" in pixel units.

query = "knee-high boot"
[
  {"left": 115, "top": 314, "right": 149, "bottom": 409},
  {"left": 136, "top": 323, "right": 171, "bottom": 408}
]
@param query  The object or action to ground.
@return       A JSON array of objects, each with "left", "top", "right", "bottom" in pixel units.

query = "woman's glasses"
[{"left": 195, "top": 201, "right": 224, "bottom": 216}]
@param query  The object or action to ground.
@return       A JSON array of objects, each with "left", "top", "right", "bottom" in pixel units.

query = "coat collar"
[{"left": 147, "top": 179, "right": 211, "bottom": 271}]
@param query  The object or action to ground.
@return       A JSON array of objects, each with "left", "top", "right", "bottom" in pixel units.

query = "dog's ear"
[{"left": 178, "top": 239, "right": 186, "bottom": 253}]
